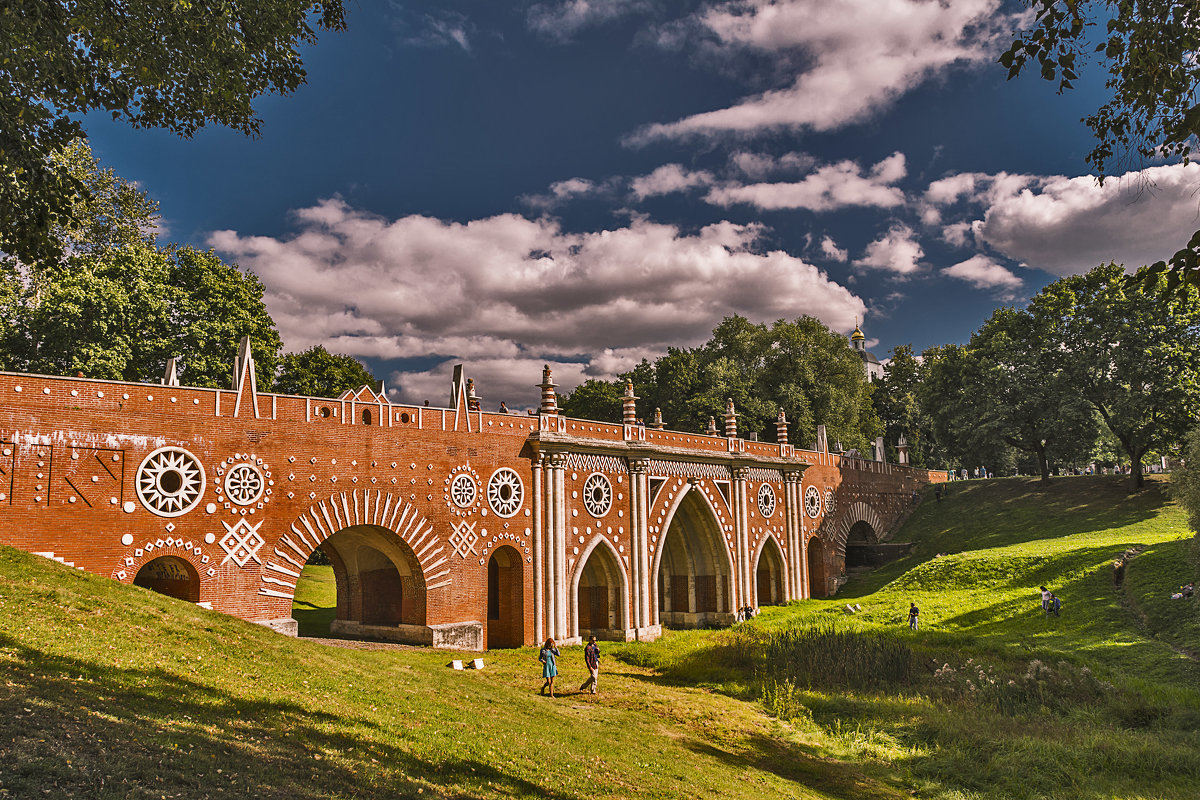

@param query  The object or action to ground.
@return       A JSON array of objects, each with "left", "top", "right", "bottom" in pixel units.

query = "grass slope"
[
  {"left": 2, "top": 475, "right": 1197, "bottom": 799},
  {"left": 0, "top": 552, "right": 899, "bottom": 799},
  {"left": 616, "top": 476, "right": 1200, "bottom": 800}
]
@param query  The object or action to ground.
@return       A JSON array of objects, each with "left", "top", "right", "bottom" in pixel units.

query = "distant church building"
[{"left": 851, "top": 323, "right": 883, "bottom": 381}]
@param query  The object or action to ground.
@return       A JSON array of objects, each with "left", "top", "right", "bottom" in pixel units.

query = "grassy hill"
[{"left": 1, "top": 475, "right": 1197, "bottom": 799}]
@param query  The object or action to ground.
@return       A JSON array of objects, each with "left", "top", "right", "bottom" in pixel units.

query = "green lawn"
[{"left": 1, "top": 475, "right": 1197, "bottom": 799}]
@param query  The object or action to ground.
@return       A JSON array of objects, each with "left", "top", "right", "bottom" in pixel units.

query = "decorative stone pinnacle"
[
  {"left": 724, "top": 398, "right": 737, "bottom": 439},
  {"left": 538, "top": 364, "right": 558, "bottom": 415},
  {"left": 466, "top": 378, "right": 481, "bottom": 412},
  {"left": 775, "top": 409, "right": 789, "bottom": 445},
  {"left": 622, "top": 379, "right": 639, "bottom": 425},
  {"left": 706, "top": 416, "right": 718, "bottom": 435},
  {"left": 651, "top": 407, "right": 664, "bottom": 429}
]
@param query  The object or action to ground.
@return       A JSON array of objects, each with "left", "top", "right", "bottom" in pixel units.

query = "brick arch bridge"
[{"left": 0, "top": 341, "right": 945, "bottom": 650}]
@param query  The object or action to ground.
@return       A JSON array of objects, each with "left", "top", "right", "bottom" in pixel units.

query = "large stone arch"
[
  {"left": 570, "top": 535, "right": 630, "bottom": 641},
  {"left": 753, "top": 534, "right": 787, "bottom": 607},
  {"left": 651, "top": 483, "right": 736, "bottom": 628},
  {"left": 486, "top": 544, "right": 525, "bottom": 649},
  {"left": 260, "top": 490, "right": 454, "bottom": 645},
  {"left": 806, "top": 535, "right": 828, "bottom": 598}
]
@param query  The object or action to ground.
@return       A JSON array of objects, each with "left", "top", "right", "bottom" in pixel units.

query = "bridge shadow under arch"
[
  {"left": 654, "top": 485, "right": 735, "bottom": 629},
  {"left": 308, "top": 524, "right": 428, "bottom": 642},
  {"left": 134, "top": 555, "right": 200, "bottom": 603},
  {"left": 572, "top": 537, "right": 629, "bottom": 641}
]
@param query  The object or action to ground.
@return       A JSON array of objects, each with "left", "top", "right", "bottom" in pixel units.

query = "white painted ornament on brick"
[{"left": 218, "top": 519, "right": 265, "bottom": 567}]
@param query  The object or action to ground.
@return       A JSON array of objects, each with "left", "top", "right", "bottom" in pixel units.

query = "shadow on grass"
[{"left": 0, "top": 633, "right": 577, "bottom": 800}]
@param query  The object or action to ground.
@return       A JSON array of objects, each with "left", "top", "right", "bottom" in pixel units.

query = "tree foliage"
[
  {"left": 276, "top": 345, "right": 378, "bottom": 399},
  {"left": 568, "top": 315, "right": 881, "bottom": 452},
  {"left": 1038, "top": 262, "right": 1200, "bottom": 489},
  {"left": 1171, "top": 428, "right": 1200, "bottom": 535},
  {"left": 1, "top": 0, "right": 346, "bottom": 265},
  {"left": 0, "top": 141, "right": 281, "bottom": 387},
  {"left": 872, "top": 345, "right": 939, "bottom": 468}
]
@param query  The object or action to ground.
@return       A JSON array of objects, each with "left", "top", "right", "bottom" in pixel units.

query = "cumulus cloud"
[
  {"left": 210, "top": 199, "right": 866, "bottom": 405},
  {"left": 527, "top": 0, "right": 650, "bottom": 41},
  {"left": 942, "top": 254, "right": 1022, "bottom": 297},
  {"left": 973, "top": 164, "right": 1200, "bottom": 276},
  {"left": 521, "top": 177, "right": 615, "bottom": 210},
  {"left": 630, "top": 0, "right": 1018, "bottom": 143},
  {"left": 704, "top": 152, "right": 906, "bottom": 211},
  {"left": 853, "top": 224, "right": 923, "bottom": 275},
  {"left": 629, "top": 164, "right": 714, "bottom": 200},
  {"left": 393, "top": 9, "right": 473, "bottom": 51},
  {"left": 922, "top": 163, "right": 1200, "bottom": 276},
  {"left": 819, "top": 235, "right": 848, "bottom": 262}
]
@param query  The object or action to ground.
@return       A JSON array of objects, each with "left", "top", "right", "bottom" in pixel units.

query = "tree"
[
  {"left": 0, "top": 142, "right": 282, "bottom": 386},
  {"left": 1171, "top": 428, "right": 1200, "bottom": 535},
  {"left": 963, "top": 306, "right": 1097, "bottom": 483},
  {"left": 1, "top": 0, "right": 346, "bottom": 265},
  {"left": 872, "top": 345, "right": 938, "bottom": 468},
  {"left": 1038, "top": 263, "right": 1200, "bottom": 489},
  {"left": 559, "top": 379, "right": 624, "bottom": 423},
  {"left": 921, "top": 344, "right": 1020, "bottom": 477},
  {"left": 276, "top": 345, "right": 378, "bottom": 399},
  {"left": 1002, "top": 2, "right": 1200, "bottom": 291}
]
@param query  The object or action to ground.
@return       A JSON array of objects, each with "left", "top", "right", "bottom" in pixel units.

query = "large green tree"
[
  {"left": 559, "top": 378, "right": 624, "bottom": 423},
  {"left": 1037, "top": 262, "right": 1200, "bottom": 489},
  {"left": 1, "top": 0, "right": 346, "bottom": 265},
  {"left": 276, "top": 345, "right": 378, "bottom": 399},
  {"left": 872, "top": 345, "right": 938, "bottom": 469},
  {"left": 0, "top": 142, "right": 281, "bottom": 386},
  {"left": 1002, "top": 1, "right": 1200, "bottom": 290}
]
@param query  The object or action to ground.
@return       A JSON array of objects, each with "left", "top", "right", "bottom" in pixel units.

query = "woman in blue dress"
[{"left": 539, "top": 638, "right": 560, "bottom": 697}]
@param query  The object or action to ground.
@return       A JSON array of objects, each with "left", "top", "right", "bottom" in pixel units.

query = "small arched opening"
[
  {"left": 844, "top": 521, "right": 878, "bottom": 569},
  {"left": 486, "top": 544, "right": 525, "bottom": 649},
  {"left": 755, "top": 537, "right": 786, "bottom": 607},
  {"left": 134, "top": 556, "right": 200, "bottom": 603},
  {"left": 362, "top": 408, "right": 373, "bottom": 425},
  {"left": 807, "top": 536, "right": 828, "bottom": 599},
  {"left": 656, "top": 488, "right": 734, "bottom": 628},
  {"left": 576, "top": 542, "right": 626, "bottom": 640}
]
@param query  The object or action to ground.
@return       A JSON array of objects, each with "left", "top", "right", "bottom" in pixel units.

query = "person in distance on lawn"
[
  {"left": 579, "top": 635, "right": 600, "bottom": 694},
  {"left": 908, "top": 602, "right": 919, "bottom": 630},
  {"left": 1040, "top": 586, "right": 1051, "bottom": 616},
  {"left": 539, "top": 638, "right": 560, "bottom": 698}
]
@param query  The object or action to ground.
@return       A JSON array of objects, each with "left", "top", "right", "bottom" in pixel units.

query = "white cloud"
[
  {"left": 705, "top": 152, "right": 907, "bottom": 211},
  {"left": 974, "top": 163, "right": 1200, "bottom": 276},
  {"left": 729, "top": 151, "right": 816, "bottom": 179},
  {"left": 527, "top": 0, "right": 649, "bottom": 41},
  {"left": 522, "top": 177, "right": 600, "bottom": 209},
  {"left": 629, "top": 164, "right": 714, "bottom": 200},
  {"left": 394, "top": 9, "right": 473, "bottom": 51},
  {"left": 210, "top": 199, "right": 866, "bottom": 405},
  {"left": 819, "top": 235, "right": 848, "bottom": 262},
  {"left": 853, "top": 224, "right": 923, "bottom": 275},
  {"left": 630, "top": 0, "right": 1017, "bottom": 143},
  {"left": 942, "top": 254, "right": 1022, "bottom": 296},
  {"left": 941, "top": 221, "right": 973, "bottom": 248}
]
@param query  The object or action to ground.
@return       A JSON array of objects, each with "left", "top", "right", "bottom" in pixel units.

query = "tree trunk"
[
  {"left": 1036, "top": 446, "right": 1051, "bottom": 484},
  {"left": 1128, "top": 452, "right": 1145, "bottom": 491}
]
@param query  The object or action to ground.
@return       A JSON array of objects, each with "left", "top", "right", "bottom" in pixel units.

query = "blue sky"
[{"left": 82, "top": 1, "right": 1198, "bottom": 408}]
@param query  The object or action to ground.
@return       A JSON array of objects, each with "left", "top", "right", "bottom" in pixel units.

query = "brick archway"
[
  {"left": 830, "top": 501, "right": 884, "bottom": 557},
  {"left": 570, "top": 536, "right": 629, "bottom": 641},
  {"left": 651, "top": 483, "right": 736, "bottom": 628},
  {"left": 753, "top": 535, "right": 787, "bottom": 606}
]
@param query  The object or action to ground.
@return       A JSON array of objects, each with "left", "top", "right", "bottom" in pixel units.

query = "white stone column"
[
  {"left": 627, "top": 457, "right": 651, "bottom": 633},
  {"left": 785, "top": 471, "right": 804, "bottom": 601},
  {"left": 732, "top": 467, "right": 750, "bottom": 610},
  {"left": 532, "top": 455, "right": 545, "bottom": 644},
  {"left": 548, "top": 453, "right": 569, "bottom": 640}
]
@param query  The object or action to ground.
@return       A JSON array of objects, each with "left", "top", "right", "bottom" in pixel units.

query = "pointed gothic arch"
[
  {"left": 570, "top": 536, "right": 629, "bottom": 641},
  {"left": 651, "top": 483, "right": 736, "bottom": 628},
  {"left": 753, "top": 535, "right": 787, "bottom": 607}
]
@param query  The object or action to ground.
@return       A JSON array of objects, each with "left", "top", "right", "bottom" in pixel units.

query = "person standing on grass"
[
  {"left": 1050, "top": 593, "right": 1061, "bottom": 617},
  {"left": 539, "top": 638, "right": 560, "bottom": 697},
  {"left": 1040, "top": 586, "right": 1051, "bottom": 616},
  {"left": 579, "top": 635, "right": 600, "bottom": 694},
  {"left": 908, "top": 602, "right": 919, "bottom": 630}
]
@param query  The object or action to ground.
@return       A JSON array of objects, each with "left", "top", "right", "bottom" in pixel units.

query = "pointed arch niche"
[
  {"left": 754, "top": 536, "right": 786, "bottom": 607},
  {"left": 654, "top": 486, "right": 735, "bottom": 629},
  {"left": 571, "top": 538, "right": 630, "bottom": 641}
]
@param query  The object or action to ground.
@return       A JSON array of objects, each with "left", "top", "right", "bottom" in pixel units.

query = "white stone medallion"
[
  {"left": 824, "top": 488, "right": 836, "bottom": 515},
  {"left": 136, "top": 447, "right": 206, "bottom": 518},
  {"left": 805, "top": 485, "right": 822, "bottom": 518},
  {"left": 213, "top": 454, "right": 273, "bottom": 515},
  {"left": 487, "top": 468, "right": 524, "bottom": 518},
  {"left": 443, "top": 465, "right": 482, "bottom": 516},
  {"left": 582, "top": 472, "right": 613, "bottom": 517},
  {"left": 757, "top": 483, "right": 776, "bottom": 518}
]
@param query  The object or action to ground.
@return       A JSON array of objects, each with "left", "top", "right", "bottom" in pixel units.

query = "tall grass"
[{"left": 725, "top": 624, "right": 915, "bottom": 691}]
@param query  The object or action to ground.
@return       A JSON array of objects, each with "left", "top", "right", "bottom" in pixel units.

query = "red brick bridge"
[{"left": 0, "top": 339, "right": 944, "bottom": 649}]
